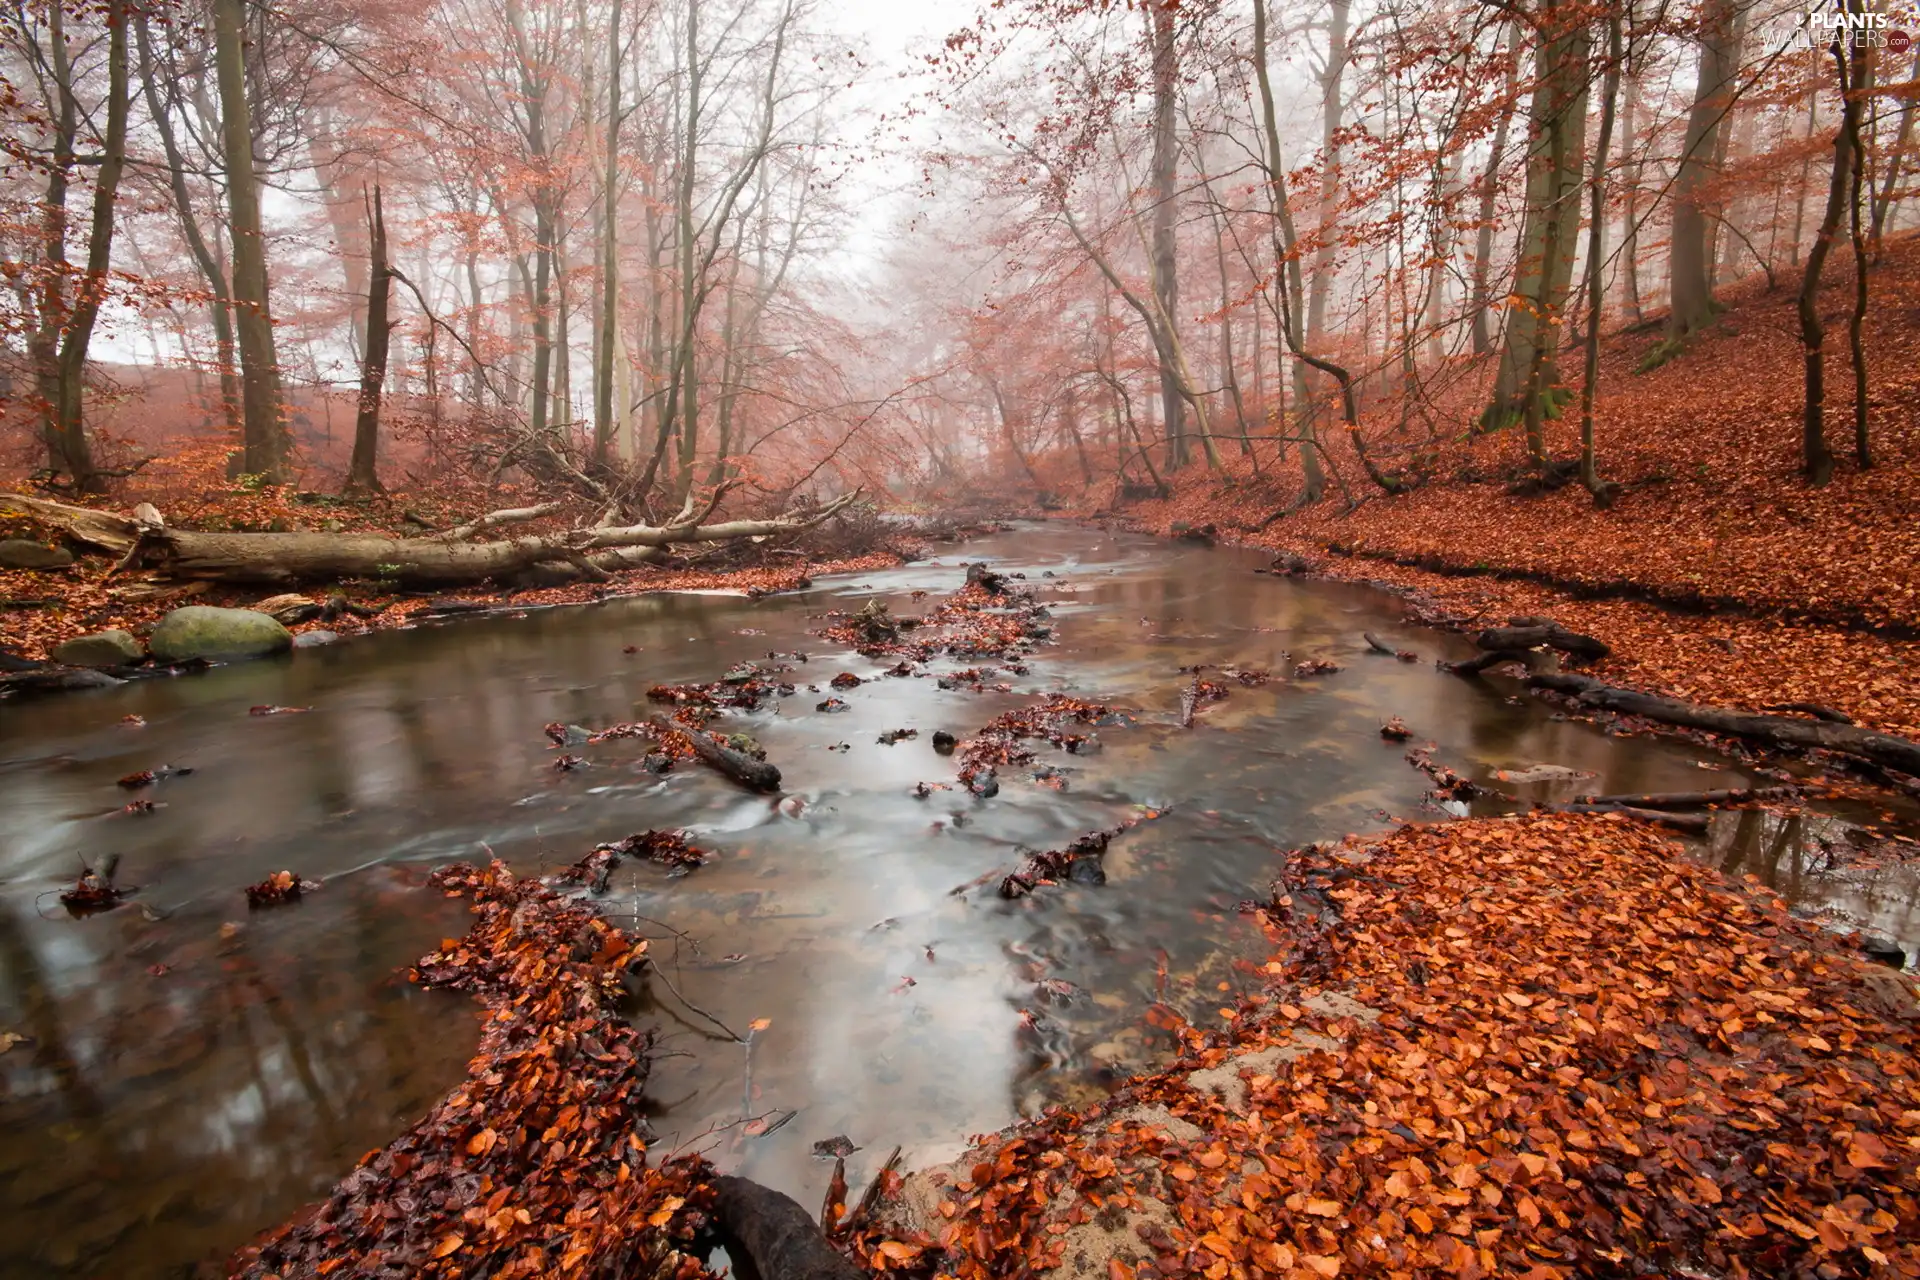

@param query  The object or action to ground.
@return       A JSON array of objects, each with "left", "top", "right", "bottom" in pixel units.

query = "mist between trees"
[{"left": 0, "top": 0, "right": 1901, "bottom": 519}]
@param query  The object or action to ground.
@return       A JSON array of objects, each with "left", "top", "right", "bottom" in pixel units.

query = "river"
[{"left": 1, "top": 523, "right": 1913, "bottom": 1278}]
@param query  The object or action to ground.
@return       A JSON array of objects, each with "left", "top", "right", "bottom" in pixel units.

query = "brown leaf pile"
[
  {"left": 231, "top": 860, "right": 717, "bottom": 1280},
  {"left": 858, "top": 813, "right": 1920, "bottom": 1279},
  {"left": 956, "top": 693, "right": 1109, "bottom": 792}
]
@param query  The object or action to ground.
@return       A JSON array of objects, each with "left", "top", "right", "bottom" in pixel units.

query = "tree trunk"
[
  {"left": 1148, "top": 1, "right": 1184, "bottom": 469},
  {"left": 1305, "top": 0, "right": 1349, "bottom": 355},
  {"left": 30, "top": 2, "right": 87, "bottom": 489},
  {"left": 136, "top": 17, "right": 241, "bottom": 445},
  {"left": 3, "top": 492, "right": 860, "bottom": 589},
  {"left": 505, "top": 0, "right": 555, "bottom": 440},
  {"left": 1251, "top": 0, "right": 1321, "bottom": 502},
  {"left": 1485, "top": 0, "right": 1588, "bottom": 433},
  {"left": 214, "top": 0, "right": 289, "bottom": 483},
  {"left": 1669, "top": 0, "right": 1739, "bottom": 339},
  {"left": 1846, "top": 37, "right": 1872, "bottom": 470},
  {"left": 346, "top": 186, "right": 392, "bottom": 495},
  {"left": 1619, "top": 71, "right": 1644, "bottom": 321},
  {"left": 1470, "top": 28, "right": 1521, "bottom": 356},
  {"left": 1870, "top": 44, "right": 1920, "bottom": 253},
  {"left": 1800, "top": 31, "right": 1862, "bottom": 487},
  {"left": 593, "top": 0, "right": 624, "bottom": 465},
  {"left": 1578, "top": 10, "right": 1622, "bottom": 504},
  {"left": 52, "top": 0, "right": 127, "bottom": 495}
]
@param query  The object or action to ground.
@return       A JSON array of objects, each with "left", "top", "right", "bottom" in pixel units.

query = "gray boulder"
[
  {"left": 292, "top": 629, "right": 341, "bottom": 649},
  {"left": 149, "top": 606, "right": 292, "bottom": 663},
  {"left": 0, "top": 539, "right": 74, "bottom": 570},
  {"left": 51, "top": 629, "right": 143, "bottom": 668}
]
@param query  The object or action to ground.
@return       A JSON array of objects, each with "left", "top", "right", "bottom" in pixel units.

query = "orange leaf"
[
  {"left": 433, "top": 1234, "right": 465, "bottom": 1259},
  {"left": 1306, "top": 1198, "right": 1342, "bottom": 1217},
  {"left": 467, "top": 1127, "right": 497, "bottom": 1156},
  {"left": 878, "top": 1241, "right": 923, "bottom": 1263},
  {"left": 749, "top": 1017, "right": 771, "bottom": 1032}
]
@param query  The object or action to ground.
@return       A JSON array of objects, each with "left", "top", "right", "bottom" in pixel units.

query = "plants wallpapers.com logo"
[{"left": 1765, "top": 6, "right": 1918, "bottom": 52}]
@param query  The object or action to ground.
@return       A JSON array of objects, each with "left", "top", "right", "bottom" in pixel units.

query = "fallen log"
[
  {"left": 712, "top": 1176, "right": 865, "bottom": 1280},
  {"left": 647, "top": 715, "right": 781, "bottom": 792},
  {"left": 1, "top": 490, "right": 859, "bottom": 588},
  {"left": 1444, "top": 649, "right": 1533, "bottom": 676},
  {"left": 1530, "top": 673, "right": 1920, "bottom": 777},
  {"left": 1764, "top": 701, "right": 1855, "bottom": 725},
  {"left": 1557, "top": 802, "right": 1712, "bottom": 834},
  {"left": 1476, "top": 624, "right": 1611, "bottom": 661},
  {"left": 1363, "top": 631, "right": 1396, "bottom": 656},
  {"left": 1570, "top": 786, "right": 1805, "bottom": 809}
]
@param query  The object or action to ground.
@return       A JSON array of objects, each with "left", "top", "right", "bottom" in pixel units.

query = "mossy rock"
[
  {"left": 149, "top": 606, "right": 293, "bottom": 663},
  {"left": 51, "top": 629, "right": 143, "bottom": 668}
]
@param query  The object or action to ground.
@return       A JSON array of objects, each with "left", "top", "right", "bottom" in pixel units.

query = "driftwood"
[
  {"left": 1531, "top": 673, "right": 1920, "bottom": 777},
  {"left": 1363, "top": 632, "right": 1396, "bottom": 656},
  {"left": 712, "top": 1176, "right": 865, "bottom": 1280},
  {"left": 1476, "top": 624, "right": 1611, "bottom": 661},
  {"left": 646, "top": 715, "right": 781, "bottom": 792},
  {"left": 1571, "top": 786, "right": 1804, "bottom": 809},
  {"left": 1444, "top": 649, "right": 1533, "bottom": 676},
  {"left": 0, "top": 490, "right": 859, "bottom": 588},
  {"left": 1557, "top": 803, "right": 1712, "bottom": 834}
]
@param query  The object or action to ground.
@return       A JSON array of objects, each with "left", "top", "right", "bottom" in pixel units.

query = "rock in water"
[
  {"left": 0, "top": 539, "right": 74, "bottom": 569},
  {"left": 291, "top": 630, "right": 340, "bottom": 649},
  {"left": 149, "top": 606, "right": 293, "bottom": 663},
  {"left": 51, "top": 629, "right": 143, "bottom": 668},
  {"left": 1862, "top": 935, "right": 1908, "bottom": 969}
]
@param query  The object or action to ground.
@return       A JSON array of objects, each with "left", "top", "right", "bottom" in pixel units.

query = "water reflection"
[{"left": 0, "top": 523, "right": 1913, "bottom": 1276}]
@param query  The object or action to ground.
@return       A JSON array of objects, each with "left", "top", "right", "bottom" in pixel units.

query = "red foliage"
[
  {"left": 852, "top": 814, "right": 1920, "bottom": 1278},
  {"left": 231, "top": 860, "right": 718, "bottom": 1280}
]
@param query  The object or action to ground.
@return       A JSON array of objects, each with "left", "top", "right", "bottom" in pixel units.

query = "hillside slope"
[{"left": 1087, "top": 239, "right": 1920, "bottom": 741}]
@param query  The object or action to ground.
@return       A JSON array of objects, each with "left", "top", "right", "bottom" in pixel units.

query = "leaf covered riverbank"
[
  {"left": 852, "top": 813, "right": 1920, "bottom": 1279},
  {"left": 236, "top": 811, "right": 1920, "bottom": 1278}
]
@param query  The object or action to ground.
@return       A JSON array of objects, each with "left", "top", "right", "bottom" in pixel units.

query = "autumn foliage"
[
  {"left": 231, "top": 860, "right": 719, "bottom": 1280},
  {"left": 852, "top": 813, "right": 1920, "bottom": 1278}
]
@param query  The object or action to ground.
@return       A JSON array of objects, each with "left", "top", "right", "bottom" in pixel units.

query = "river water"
[{"left": 1, "top": 523, "right": 1914, "bottom": 1278}]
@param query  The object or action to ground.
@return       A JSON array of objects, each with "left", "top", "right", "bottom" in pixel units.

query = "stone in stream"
[
  {"left": 148, "top": 606, "right": 293, "bottom": 663},
  {"left": 0, "top": 539, "right": 74, "bottom": 569},
  {"left": 292, "top": 630, "right": 341, "bottom": 649},
  {"left": 1861, "top": 935, "right": 1908, "bottom": 969},
  {"left": 931, "top": 730, "right": 957, "bottom": 755},
  {"left": 51, "top": 629, "right": 143, "bottom": 668}
]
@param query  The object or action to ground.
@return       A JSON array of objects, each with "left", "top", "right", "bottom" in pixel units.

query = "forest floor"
[
  {"left": 852, "top": 812, "right": 1920, "bottom": 1280},
  {"left": 1076, "top": 238, "right": 1920, "bottom": 742}
]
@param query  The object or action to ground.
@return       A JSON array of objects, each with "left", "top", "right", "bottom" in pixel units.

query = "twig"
[{"left": 643, "top": 955, "right": 744, "bottom": 1042}]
